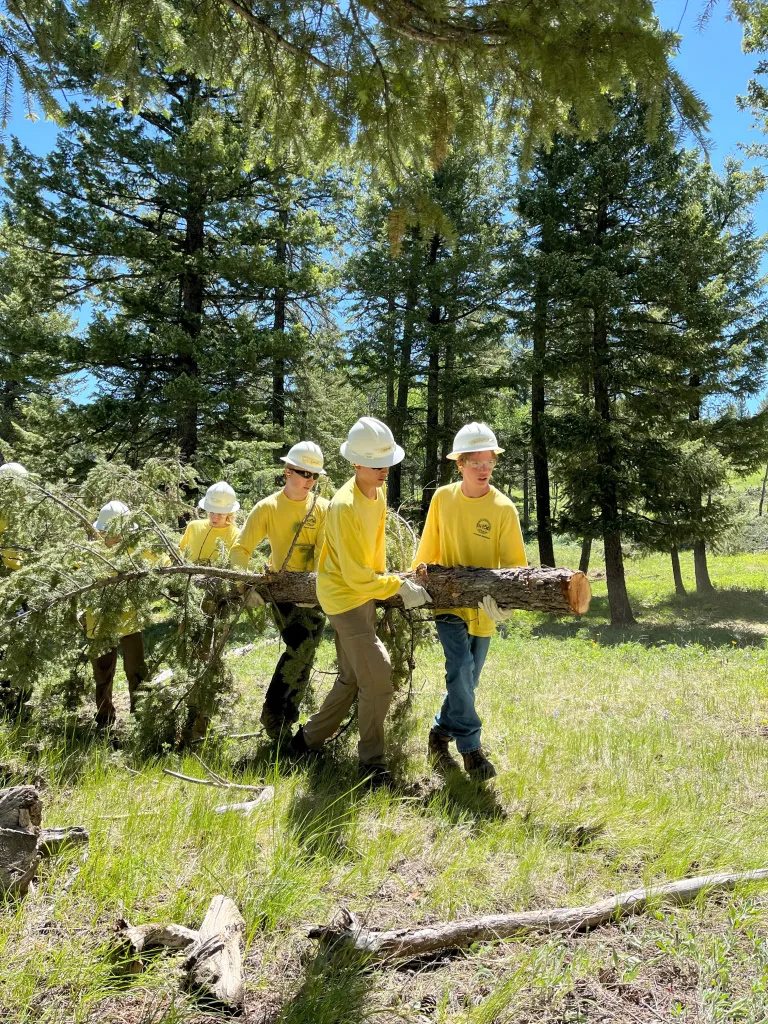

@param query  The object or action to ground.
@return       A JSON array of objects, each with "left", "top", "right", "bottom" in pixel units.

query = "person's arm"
[
  {"left": 499, "top": 504, "right": 527, "bottom": 568},
  {"left": 335, "top": 506, "right": 401, "bottom": 600},
  {"left": 412, "top": 497, "right": 440, "bottom": 568},
  {"left": 313, "top": 505, "right": 327, "bottom": 569},
  {"left": 229, "top": 505, "right": 268, "bottom": 571}
]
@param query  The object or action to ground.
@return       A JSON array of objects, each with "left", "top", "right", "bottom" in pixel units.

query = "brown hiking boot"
[
  {"left": 462, "top": 748, "right": 497, "bottom": 781},
  {"left": 428, "top": 729, "right": 459, "bottom": 773},
  {"left": 260, "top": 704, "right": 290, "bottom": 741},
  {"left": 358, "top": 761, "right": 394, "bottom": 790}
]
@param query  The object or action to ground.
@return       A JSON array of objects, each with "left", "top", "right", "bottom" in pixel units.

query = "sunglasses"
[{"left": 288, "top": 468, "right": 320, "bottom": 480}]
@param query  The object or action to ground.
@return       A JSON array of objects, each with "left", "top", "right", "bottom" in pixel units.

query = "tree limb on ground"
[
  {"left": 308, "top": 868, "right": 768, "bottom": 959},
  {"left": 0, "top": 786, "right": 88, "bottom": 894}
]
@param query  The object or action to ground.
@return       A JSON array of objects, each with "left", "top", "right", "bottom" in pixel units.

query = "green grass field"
[{"left": 1, "top": 546, "right": 767, "bottom": 1023}]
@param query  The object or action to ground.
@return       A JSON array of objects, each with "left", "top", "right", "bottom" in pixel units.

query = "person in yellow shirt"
[
  {"left": 413, "top": 422, "right": 527, "bottom": 781},
  {"left": 230, "top": 441, "right": 330, "bottom": 740},
  {"left": 289, "top": 419, "right": 431, "bottom": 786},
  {"left": 85, "top": 500, "right": 148, "bottom": 728},
  {"left": 0, "top": 462, "right": 29, "bottom": 573},
  {"left": 180, "top": 482, "right": 240, "bottom": 564}
]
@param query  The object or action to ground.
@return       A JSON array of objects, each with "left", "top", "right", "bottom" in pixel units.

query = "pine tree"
[
  {"left": 346, "top": 152, "right": 515, "bottom": 515},
  {"left": 3, "top": 61, "right": 337, "bottom": 470}
]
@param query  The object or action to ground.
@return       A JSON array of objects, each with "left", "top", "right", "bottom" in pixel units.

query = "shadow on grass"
[
  {"left": 529, "top": 588, "right": 768, "bottom": 650},
  {"left": 266, "top": 952, "right": 374, "bottom": 1024}
]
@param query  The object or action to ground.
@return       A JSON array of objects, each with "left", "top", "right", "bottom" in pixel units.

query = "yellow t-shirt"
[
  {"left": 82, "top": 545, "right": 159, "bottom": 640},
  {"left": 0, "top": 516, "right": 22, "bottom": 571},
  {"left": 316, "top": 476, "right": 401, "bottom": 616},
  {"left": 413, "top": 482, "right": 527, "bottom": 637},
  {"left": 180, "top": 519, "right": 239, "bottom": 564},
  {"left": 230, "top": 490, "right": 329, "bottom": 574}
]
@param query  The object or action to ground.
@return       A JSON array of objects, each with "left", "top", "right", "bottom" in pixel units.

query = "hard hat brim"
[
  {"left": 447, "top": 446, "right": 505, "bottom": 460},
  {"left": 198, "top": 497, "right": 240, "bottom": 513},
  {"left": 340, "top": 441, "right": 405, "bottom": 468},
  {"left": 280, "top": 456, "right": 327, "bottom": 475}
]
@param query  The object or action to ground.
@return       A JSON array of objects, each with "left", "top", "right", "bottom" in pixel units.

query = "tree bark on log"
[
  {"left": 308, "top": 867, "right": 768, "bottom": 960},
  {"left": 0, "top": 826, "right": 39, "bottom": 894},
  {"left": 0, "top": 785, "right": 42, "bottom": 831},
  {"left": 8, "top": 564, "right": 591, "bottom": 631},
  {"left": 38, "top": 826, "right": 90, "bottom": 857},
  {"left": 184, "top": 894, "right": 245, "bottom": 1010}
]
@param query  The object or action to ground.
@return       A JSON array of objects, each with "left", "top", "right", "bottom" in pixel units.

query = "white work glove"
[
  {"left": 237, "top": 585, "right": 265, "bottom": 609},
  {"left": 398, "top": 579, "right": 433, "bottom": 610},
  {"left": 479, "top": 595, "right": 513, "bottom": 622}
]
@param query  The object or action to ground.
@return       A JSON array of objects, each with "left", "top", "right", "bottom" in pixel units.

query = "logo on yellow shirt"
[{"left": 475, "top": 518, "right": 492, "bottom": 539}]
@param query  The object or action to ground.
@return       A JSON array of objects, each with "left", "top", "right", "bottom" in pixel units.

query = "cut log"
[
  {"left": 184, "top": 894, "right": 245, "bottom": 1010},
  {"left": 0, "top": 826, "right": 39, "bottom": 894},
  {"left": 13, "top": 564, "right": 590, "bottom": 630},
  {"left": 38, "top": 826, "right": 90, "bottom": 857},
  {"left": 0, "top": 786, "right": 42, "bottom": 831},
  {"left": 308, "top": 867, "right": 768, "bottom": 960},
  {"left": 246, "top": 564, "right": 591, "bottom": 615}
]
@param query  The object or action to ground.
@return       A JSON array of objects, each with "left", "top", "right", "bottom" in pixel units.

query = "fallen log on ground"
[
  {"left": 308, "top": 867, "right": 768, "bottom": 960},
  {"left": 184, "top": 895, "right": 245, "bottom": 1010},
  {"left": 8, "top": 563, "right": 590, "bottom": 626},
  {"left": 0, "top": 786, "right": 89, "bottom": 894}
]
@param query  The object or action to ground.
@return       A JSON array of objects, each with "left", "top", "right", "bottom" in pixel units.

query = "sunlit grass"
[{"left": 0, "top": 548, "right": 767, "bottom": 1021}]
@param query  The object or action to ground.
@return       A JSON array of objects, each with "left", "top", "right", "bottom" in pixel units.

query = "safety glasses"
[
  {"left": 288, "top": 468, "right": 320, "bottom": 480},
  {"left": 464, "top": 459, "right": 496, "bottom": 470}
]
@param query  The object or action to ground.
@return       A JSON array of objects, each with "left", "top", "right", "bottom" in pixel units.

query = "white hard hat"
[
  {"left": 340, "top": 417, "right": 404, "bottom": 468},
  {"left": 0, "top": 462, "right": 29, "bottom": 478},
  {"left": 93, "top": 500, "right": 131, "bottom": 532},
  {"left": 447, "top": 422, "right": 504, "bottom": 460},
  {"left": 198, "top": 481, "right": 240, "bottom": 514},
  {"left": 280, "top": 440, "right": 326, "bottom": 475}
]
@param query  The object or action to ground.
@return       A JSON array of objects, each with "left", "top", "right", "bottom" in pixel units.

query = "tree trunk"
[
  {"left": 670, "top": 545, "right": 686, "bottom": 597},
  {"left": 389, "top": 263, "right": 417, "bottom": 509},
  {"left": 439, "top": 335, "right": 455, "bottom": 486},
  {"left": 176, "top": 77, "right": 205, "bottom": 463},
  {"left": 522, "top": 451, "right": 530, "bottom": 534},
  {"left": 31, "top": 564, "right": 592, "bottom": 619},
  {"left": 590, "top": 272, "right": 635, "bottom": 626},
  {"left": 385, "top": 291, "right": 396, "bottom": 423},
  {"left": 272, "top": 203, "right": 289, "bottom": 442},
  {"left": 184, "top": 895, "right": 245, "bottom": 1010},
  {"left": 579, "top": 537, "right": 592, "bottom": 574},
  {"left": 531, "top": 270, "right": 555, "bottom": 567},
  {"left": 421, "top": 232, "right": 442, "bottom": 520},
  {"left": 693, "top": 539, "right": 715, "bottom": 594},
  {"left": 759, "top": 460, "right": 768, "bottom": 516}
]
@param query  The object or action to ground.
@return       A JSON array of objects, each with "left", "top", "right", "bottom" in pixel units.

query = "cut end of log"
[{"left": 566, "top": 571, "right": 592, "bottom": 615}]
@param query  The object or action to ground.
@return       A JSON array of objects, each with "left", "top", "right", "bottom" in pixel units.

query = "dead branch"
[
  {"left": 184, "top": 895, "right": 245, "bottom": 1010},
  {"left": 214, "top": 788, "right": 275, "bottom": 815},
  {"left": 161, "top": 768, "right": 267, "bottom": 793},
  {"left": 308, "top": 868, "right": 768, "bottom": 959}
]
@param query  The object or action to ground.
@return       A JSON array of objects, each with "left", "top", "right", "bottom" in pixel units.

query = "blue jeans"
[{"left": 433, "top": 615, "right": 491, "bottom": 753}]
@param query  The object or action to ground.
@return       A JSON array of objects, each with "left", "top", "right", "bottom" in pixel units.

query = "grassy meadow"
[{"left": 1, "top": 543, "right": 768, "bottom": 1023}]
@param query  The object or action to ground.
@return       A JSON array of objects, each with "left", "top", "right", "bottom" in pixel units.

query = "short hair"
[{"left": 456, "top": 452, "right": 498, "bottom": 467}]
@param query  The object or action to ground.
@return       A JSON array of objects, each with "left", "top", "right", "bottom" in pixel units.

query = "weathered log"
[
  {"left": 38, "top": 826, "right": 90, "bottom": 857},
  {"left": 184, "top": 894, "right": 245, "bottom": 1010},
  {"left": 0, "top": 786, "right": 42, "bottom": 831},
  {"left": 115, "top": 918, "right": 199, "bottom": 956},
  {"left": 214, "top": 787, "right": 274, "bottom": 815},
  {"left": 7, "top": 564, "right": 590, "bottom": 632},
  {"left": 0, "top": 826, "right": 39, "bottom": 894},
  {"left": 308, "top": 867, "right": 768, "bottom": 960}
]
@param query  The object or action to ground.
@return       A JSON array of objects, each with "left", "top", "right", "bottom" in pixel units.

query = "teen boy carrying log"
[
  {"left": 413, "top": 422, "right": 527, "bottom": 781},
  {"left": 289, "top": 417, "right": 431, "bottom": 786},
  {"left": 230, "top": 441, "right": 329, "bottom": 740}
]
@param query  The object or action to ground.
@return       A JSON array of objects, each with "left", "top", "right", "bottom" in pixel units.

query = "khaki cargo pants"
[
  {"left": 302, "top": 601, "right": 393, "bottom": 765},
  {"left": 91, "top": 631, "right": 146, "bottom": 725}
]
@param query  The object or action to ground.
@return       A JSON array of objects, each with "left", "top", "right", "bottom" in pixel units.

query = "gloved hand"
[
  {"left": 398, "top": 578, "right": 433, "bottom": 610},
  {"left": 479, "top": 595, "right": 513, "bottom": 622}
]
